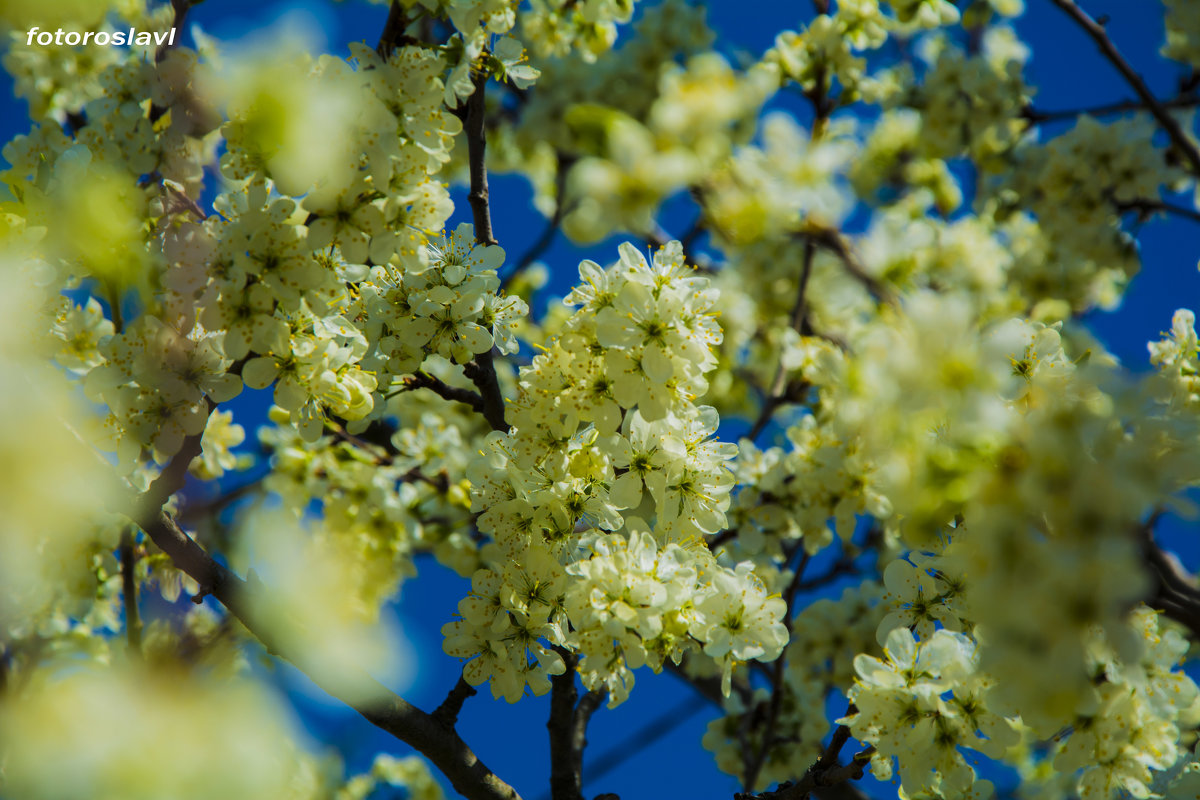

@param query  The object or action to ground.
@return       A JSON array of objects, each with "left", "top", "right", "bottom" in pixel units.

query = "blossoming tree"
[{"left": 4, "top": 0, "right": 1200, "bottom": 798}]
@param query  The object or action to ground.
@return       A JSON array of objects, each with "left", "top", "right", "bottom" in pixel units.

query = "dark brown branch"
[
  {"left": 1117, "top": 198, "right": 1200, "bottom": 225},
  {"left": 744, "top": 548, "right": 810, "bottom": 791},
  {"left": 397, "top": 370, "right": 488, "bottom": 416},
  {"left": 432, "top": 676, "right": 478, "bottom": 729},
  {"left": 1139, "top": 511, "right": 1200, "bottom": 638},
  {"left": 463, "top": 354, "right": 508, "bottom": 432},
  {"left": 573, "top": 689, "right": 606, "bottom": 761},
  {"left": 549, "top": 651, "right": 583, "bottom": 800},
  {"left": 451, "top": 65, "right": 510, "bottom": 432},
  {"left": 154, "top": 0, "right": 191, "bottom": 64},
  {"left": 1022, "top": 93, "right": 1200, "bottom": 123},
  {"left": 740, "top": 709, "right": 872, "bottom": 800},
  {"left": 458, "top": 69, "right": 498, "bottom": 247},
  {"left": 179, "top": 478, "right": 264, "bottom": 523},
  {"left": 120, "top": 527, "right": 142, "bottom": 655},
  {"left": 1050, "top": 0, "right": 1200, "bottom": 176},
  {"left": 377, "top": 1, "right": 417, "bottom": 58}
]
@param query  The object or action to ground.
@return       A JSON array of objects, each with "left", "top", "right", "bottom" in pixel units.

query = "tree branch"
[
  {"left": 377, "top": 0, "right": 417, "bottom": 58},
  {"left": 1117, "top": 198, "right": 1200, "bottom": 225},
  {"left": 743, "top": 548, "right": 811, "bottom": 791},
  {"left": 459, "top": 70, "right": 498, "bottom": 247},
  {"left": 452, "top": 66, "right": 510, "bottom": 433},
  {"left": 748, "top": 239, "right": 817, "bottom": 442},
  {"left": 1050, "top": 0, "right": 1200, "bottom": 176},
  {"left": 1139, "top": 511, "right": 1200, "bottom": 638},
  {"left": 549, "top": 651, "right": 583, "bottom": 800},
  {"left": 740, "top": 709, "right": 873, "bottom": 800},
  {"left": 432, "top": 675, "right": 478, "bottom": 729},
  {"left": 799, "top": 229, "right": 895, "bottom": 307},
  {"left": 394, "top": 370, "right": 487, "bottom": 415},
  {"left": 1021, "top": 93, "right": 1200, "bottom": 124},
  {"left": 463, "top": 353, "right": 508, "bottom": 432},
  {"left": 120, "top": 527, "right": 142, "bottom": 655}
]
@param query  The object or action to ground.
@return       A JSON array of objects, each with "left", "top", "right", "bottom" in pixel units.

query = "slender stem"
[
  {"left": 1022, "top": 93, "right": 1200, "bottom": 123},
  {"left": 739, "top": 709, "right": 871, "bottom": 800},
  {"left": 1118, "top": 198, "right": 1200, "bottom": 225},
  {"left": 748, "top": 240, "right": 816, "bottom": 442},
  {"left": 1050, "top": 0, "right": 1200, "bottom": 176},
  {"left": 744, "top": 547, "right": 811, "bottom": 790}
]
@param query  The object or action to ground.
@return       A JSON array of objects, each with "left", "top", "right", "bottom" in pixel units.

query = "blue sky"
[{"left": 2, "top": 1, "right": 1197, "bottom": 798}]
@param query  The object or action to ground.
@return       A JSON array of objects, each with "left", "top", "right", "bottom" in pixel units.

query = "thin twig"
[
  {"left": 740, "top": 708, "right": 872, "bottom": 800},
  {"left": 748, "top": 239, "right": 817, "bottom": 442},
  {"left": 800, "top": 229, "right": 895, "bottom": 307},
  {"left": 1050, "top": 0, "right": 1200, "bottom": 176},
  {"left": 743, "top": 547, "right": 811, "bottom": 791},
  {"left": 1117, "top": 198, "right": 1200, "bottom": 225},
  {"left": 579, "top": 694, "right": 709, "bottom": 788},
  {"left": 394, "top": 370, "right": 488, "bottom": 415},
  {"left": 1022, "top": 93, "right": 1200, "bottom": 123}
]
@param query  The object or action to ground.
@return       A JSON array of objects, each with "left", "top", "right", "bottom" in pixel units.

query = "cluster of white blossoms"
[
  {"left": 363, "top": 222, "right": 526, "bottom": 374},
  {"left": 446, "top": 242, "right": 788, "bottom": 703},
  {"left": 847, "top": 600, "right": 1200, "bottom": 800}
]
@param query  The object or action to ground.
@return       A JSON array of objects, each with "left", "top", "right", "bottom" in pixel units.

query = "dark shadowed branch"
[
  {"left": 1022, "top": 93, "right": 1200, "bottom": 124},
  {"left": 739, "top": 708, "right": 873, "bottom": 800},
  {"left": 454, "top": 67, "right": 509, "bottom": 432},
  {"left": 432, "top": 676, "right": 478, "bottom": 729},
  {"left": 120, "top": 526, "right": 142, "bottom": 655},
  {"left": 549, "top": 651, "right": 583, "bottom": 800},
  {"left": 1139, "top": 511, "right": 1200, "bottom": 638},
  {"left": 391, "top": 370, "right": 487, "bottom": 415}
]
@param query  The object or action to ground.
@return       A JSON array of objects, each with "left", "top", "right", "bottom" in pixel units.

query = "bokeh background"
[{"left": 2, "top": 2, "right": 1197, "bottom": 798}]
